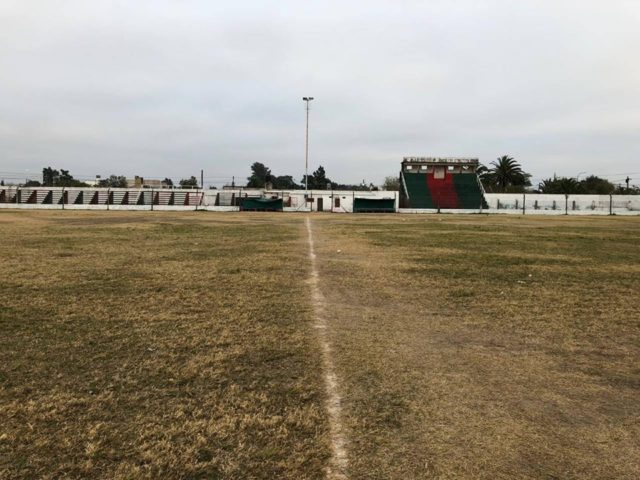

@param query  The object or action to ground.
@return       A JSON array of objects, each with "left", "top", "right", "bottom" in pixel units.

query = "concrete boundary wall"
[
  {"left": 1, "top": 186, "right": 639, "bottom": 215},
  {"left": 485, "top": 193, "right": 640, "bottom": 215},
  {"left": 203, "top": 206, "right": 240, "bottom": 212}
]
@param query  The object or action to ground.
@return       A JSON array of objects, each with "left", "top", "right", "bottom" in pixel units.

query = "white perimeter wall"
[
  {"left": 485, "top": 193, "right": 640, "bottom": 215},
  {"left": 1, "top": 186, "right": 639, "bottom": 215},
  {"left": 204, "top": 189, "right": 399, "bottom": 212}
]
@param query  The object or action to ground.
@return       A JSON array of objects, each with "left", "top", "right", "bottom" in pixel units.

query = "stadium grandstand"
[{"left": 400, "top": 157, "right": 488, "bottom": 210}]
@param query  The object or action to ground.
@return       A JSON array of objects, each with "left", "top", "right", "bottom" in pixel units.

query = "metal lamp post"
[{"left": 303, "top": 97, "right": 314, "bottom": 195}]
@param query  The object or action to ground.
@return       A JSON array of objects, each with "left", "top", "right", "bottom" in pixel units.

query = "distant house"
[{"left": 127, "top": 176, "right": 171, "bottom": 189}]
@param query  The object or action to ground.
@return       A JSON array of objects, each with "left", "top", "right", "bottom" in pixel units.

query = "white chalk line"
[{"left": 305, "top": 217, "right": 349, "bottom": 479}]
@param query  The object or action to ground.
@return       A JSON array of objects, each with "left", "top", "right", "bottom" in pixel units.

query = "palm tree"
[
  {"left": 488, "top": 155, "right": 531, "bottom": 192},
  {"left": 538, "top": 176, "right": 581, "bottom": 194},
  {"left": 476, "top": 163, "right": 493, "bottom": 191}
]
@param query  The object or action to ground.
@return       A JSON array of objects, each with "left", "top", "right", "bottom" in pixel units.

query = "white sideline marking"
[{"left": 305, "top": 217, "right": 349, "bottom": 479}]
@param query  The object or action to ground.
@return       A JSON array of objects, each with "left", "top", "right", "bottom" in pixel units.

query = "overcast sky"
[{"left": 1, "top": 0, "right": 639, "bottom": 187}]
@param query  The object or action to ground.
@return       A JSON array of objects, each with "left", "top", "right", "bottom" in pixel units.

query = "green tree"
[
  {"left": 163, "top": 178, "right": 174, "bottom": 187},
  {"left": 272, "top": 175, "right": 298, "bottom": 190},
  {"left": 247, "top": 162, "right": 271, "bottom": 188},
  {"left": 538, "top": 176, "right": 581, "bottom": 194},
  {"left": 615, "top": 184, "right": 640, "bottom": 194},
  {"left": 179, "top": 176, "right": 199, "bottom": 188},
  {"left": 314, "top": 166, "right": 329, "bottom": 189},
  {"left": 484, "top": 156, "right": 531, "bottom": 192},
  {"left": 57, "top": 169, "right": 88, "bottom": 187},
  {"left": 42, "top": 167, "right": 59, "bottom": 186},
  {"left": 330, "top": 182, "right": 370, "bottom": 191},
  {"left": 302, "top": 166, "right": 332, "bottom": 190},
  {"left": 382, "top": 176, "right": 400, "bottom": 191},
  {"left": 41, "top": 167, "right": 88, "bottom": 187},
  {"left": 579, "top": 175, "right": 615, "bottom": 194},
  {"left": 476, "top": 164, "right": 492, "bottom": 189},
  {"left": 98, "top": 175, "right": 128, "bottom": 188}
]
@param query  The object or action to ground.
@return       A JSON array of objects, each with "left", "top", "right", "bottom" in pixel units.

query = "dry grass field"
[
  {"left": 0, "top": 211, "right": 331, "bottom": 479},
  {"left": 1, "top": 210, "right": 639, "bottom": 479},
  {"left": 312, "top": 214, "right": 640, "bottom": 479}
]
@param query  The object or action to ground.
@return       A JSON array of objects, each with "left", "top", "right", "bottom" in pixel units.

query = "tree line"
[
  {"left": 4, "top": 160, "right": 637, "bottom": 195},
  {"left": 246, "top": 158, "right": 637, "bottom": 194},
  {"left": 476, "top": 155, "right": 637, "bottom": 194},
  {"left": 15, "top": 168, "right": 200, "bottom": 189},
  {"left": 246, "top": 162, "right": 378, "bottom": 191}
]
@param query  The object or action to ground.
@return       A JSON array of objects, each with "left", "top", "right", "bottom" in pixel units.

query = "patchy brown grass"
[
  {"left": 2, "top": 210, "right": 640, "bottom": 479},
  {"left": 310, "top": 214, "right": 640, "bottom": 479},
  {"left": 0, "top": 210, "right": 330, "bottom": 479}
]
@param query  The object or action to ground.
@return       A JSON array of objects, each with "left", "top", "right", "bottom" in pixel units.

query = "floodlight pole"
[{"left": 303, "top": 97, "right": 314, "bottom": 196}]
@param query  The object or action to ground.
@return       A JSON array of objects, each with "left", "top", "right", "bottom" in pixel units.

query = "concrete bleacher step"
[
  {"left": 155, "top": 191, "right": 174, "bottom": 205},
  {"left": 35, "top": 191, "right": 51, "bottom": 203},
  {"left": 137, "top": 191, "right": 152, "bottom": 205},
  {"left": 111, "top": 191, "right": 127, "bottom": 205},
  {"left": 187, "top": 192, "right": 203, "bottom": 206},
  {"left": 0, "top": 189, "right": 19, "bottom": 203},
  {"left": 83, "top": 191, "right": 109, "bottom": 204},
  {"left": 173, "top": 192, "right": 187, "bottom": 205},
  {"left": 68, "top": 191, "right": 82, "bottom": 204},
  {"left": 51, "top": 191, "right": 63, "bottom": 204},
  {"left": 83, "top": 191, "right": 95, "bottom": 204},
  {"left": 20, "top": 189, "right": 37, "bottom": 203},
  {"left": 218, "top": 192, "right": 234, "bottom": 206}
]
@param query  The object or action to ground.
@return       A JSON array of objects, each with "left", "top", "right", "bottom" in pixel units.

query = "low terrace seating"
[
  {"left": 217, "top": 192, "right": 235, "bottom": 206},
  {"left": 173, "top": 191, "right": 187, "bottom": 205}
]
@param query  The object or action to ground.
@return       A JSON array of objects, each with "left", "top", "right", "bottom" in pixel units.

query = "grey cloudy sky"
[{"left": 1, "top": 0, "right": 639, "bottom": 187}]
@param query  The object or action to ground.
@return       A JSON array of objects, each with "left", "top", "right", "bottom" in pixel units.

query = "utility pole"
[
  {"left": 303, "top": 97, "right": 314, "bottom": 195},
  {"left": 201, "top": 170, "right": 204, "bottom": 189}
]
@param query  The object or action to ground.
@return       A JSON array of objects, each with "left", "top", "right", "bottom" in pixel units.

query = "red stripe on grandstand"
[{"left": 426, "top": 171, "right": 458, "bottom": 209}]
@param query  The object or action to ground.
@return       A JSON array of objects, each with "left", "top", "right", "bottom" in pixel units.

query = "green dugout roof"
[
  {"left": 353, "top": 197, "right": 396, "bottom": 213},
  {"left": 240, "top": 197, "right": 283, "bottom": 211}
]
